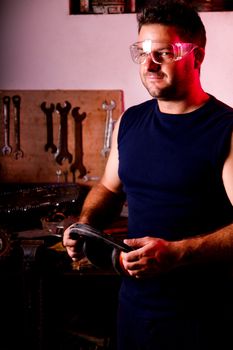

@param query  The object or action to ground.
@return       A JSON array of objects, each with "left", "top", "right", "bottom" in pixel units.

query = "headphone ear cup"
[{"left": 83, "top": 238, "right": 113, "bottom": 269}]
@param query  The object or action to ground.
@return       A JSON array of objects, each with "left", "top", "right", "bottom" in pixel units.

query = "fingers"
[
  {"left": 120, "top": 249, "right": 146, "bottom": 278},
  {"left": 66, "top": 249, "right": 82, "bottom": 261},
  {"left": 121, "top": 237, "right": 164, "bottom": 278},
  {"left": 65, "top": 243, "right": 85, "bottom": 261},
  {"left": 63, "top": 225, "right": 85, "bottom": 260},
  {"left": 124, "top": 236, "right": 149, "bottom": 249}
]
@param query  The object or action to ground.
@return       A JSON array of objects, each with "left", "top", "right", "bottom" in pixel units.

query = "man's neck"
[{"left": 157, "top": 91, "right": 210, "bottom": 114}]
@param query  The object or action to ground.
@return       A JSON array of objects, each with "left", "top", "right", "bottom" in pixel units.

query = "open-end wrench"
[
  {"left": 70, "top": 107, "right": 87, "bottom": 180},
  {"left": 1, "top": 96, "right": 12, "bottom": 155},
  {"left": 55, "top": 101, "right": 73, "bottom": 165},
  {"left": 40, "top": 102, "right": 57, "bottom": 153},
  {"left": 101, "top": 100, "right": 116, "bottom": 157},
  {"left": 12, "top": 95, "right": 24, "bottom": 159}
]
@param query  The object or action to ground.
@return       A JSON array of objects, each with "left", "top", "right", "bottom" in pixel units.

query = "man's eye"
[
  {"left": 158, "top": 51, "right": 173, "bottom": 58},
  {"left": 139, "top": 51, "right": 148, "bottom": 57}
]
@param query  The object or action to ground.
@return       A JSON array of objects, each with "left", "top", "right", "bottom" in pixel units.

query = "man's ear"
[{"left": 194, "top": 47, "right": 205, "bottom": 69}]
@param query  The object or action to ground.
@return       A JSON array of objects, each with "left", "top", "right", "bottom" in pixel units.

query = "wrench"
[
  {"left": 101, "top": 100, "right": 116, "bottom": 157},
  {"left": 56, "top": 169, "right": 62, "bottom": 183},
  {"left": 1, "top": 96, "right": 12, "bottom": 155},
  {"left": 70, "top": 107, "right": 87, "bottom": 180},
  {"left": 40, "top": 102, "right": 57, "bottom": 153},
  {"left": 55, "top": 101, "right": 73, "bottom": 165},
  {"left": 12, "top": 95, "right": 24, "bottom": 159}
]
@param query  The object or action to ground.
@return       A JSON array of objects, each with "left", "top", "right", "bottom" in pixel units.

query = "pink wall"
[{"left": 1, "top": 0, "right": 233, "bottom": 109}]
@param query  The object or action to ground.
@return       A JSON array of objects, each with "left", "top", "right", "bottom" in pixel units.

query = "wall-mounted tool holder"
[{"left": 0, "top": 90, "right": 124, "bottom": 184}]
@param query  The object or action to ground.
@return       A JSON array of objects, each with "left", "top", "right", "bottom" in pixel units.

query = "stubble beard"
[{"left": 143, "top": 80, "right": 178, "bottom": 100}]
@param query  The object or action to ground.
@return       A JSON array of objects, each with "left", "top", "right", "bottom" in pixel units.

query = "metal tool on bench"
[
  {"left": 2, "top": 96, "right": 12, "bottom": 155},
  {"left": 40, "top": 101, "right": 57, "bottom": 153},
  {"left": 0, "top": 183, "right": 84, "bottom": 237},
  {"left": 101, "top": 100, "right": 116, "bottom": 157},
  {"left": 0, "top": 183, "right": 81, "bottom": 216},
  {"left": 55, "top": 101, "right": 73, "bottom": 165},
  {"left": 12, "top": 95, "right": 24, "bottom": 159}
]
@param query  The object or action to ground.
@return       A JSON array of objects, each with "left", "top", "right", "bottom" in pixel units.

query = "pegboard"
[{"left": 0, "top": 90, "right": 124, "bottom": 184}]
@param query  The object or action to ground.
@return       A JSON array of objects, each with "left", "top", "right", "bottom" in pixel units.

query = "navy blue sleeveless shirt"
[{"left": 118, "top": 95, "right": 233, "bottom": 318}]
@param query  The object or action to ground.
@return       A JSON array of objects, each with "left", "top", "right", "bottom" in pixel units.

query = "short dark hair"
[{"left": 137, "top": 0, "right": 206, "bottom": 48}]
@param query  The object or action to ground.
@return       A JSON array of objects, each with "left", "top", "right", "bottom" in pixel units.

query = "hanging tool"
[
  {"left": 12, "top": 95, "right": 24, "bottom": 159},
  {"left": 55, "top": 101, "right": 73, "bottom": 165},
  {"left": 101, "top": 100, "right": 116, "bottom": 157},
  {"left": 40, "top": 102, "right": 57, "bottom": 153},
  {"left": 70, "top": 106, "right": 87, "bottom": 181},
  {"left": 1, "top": 96, "right": 12, "bottom": 155}
]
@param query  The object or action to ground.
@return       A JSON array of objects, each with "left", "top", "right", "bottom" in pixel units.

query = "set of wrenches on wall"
[
  {"left": 41, "top": 99, "right": 116, "bottom": 181},
  {"left": 41, "top": 100, "right": 88, "bottom": 180},
  {"left": 2, "top": 95, "right": 24, "bottom": 159}
]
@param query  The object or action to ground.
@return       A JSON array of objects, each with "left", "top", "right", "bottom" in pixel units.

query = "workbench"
[{"left": 0, "top": 235, "right": 122, "bottom": 350}]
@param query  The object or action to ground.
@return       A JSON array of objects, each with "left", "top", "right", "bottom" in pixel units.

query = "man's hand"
[
  {"left": 120, "top": 237, "right": 180, "bottom": 278},
  {"left": 63, "top": 224, "right": 85, "bottom": 261}
]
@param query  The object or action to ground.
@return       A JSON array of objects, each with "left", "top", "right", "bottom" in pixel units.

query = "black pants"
[{"left": 117, "top": 301, "right": 233, "bottom": 350}]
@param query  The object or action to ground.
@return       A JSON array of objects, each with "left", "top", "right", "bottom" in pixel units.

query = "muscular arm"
[
  {"left": 77, "top": 182, "right": 125, "bottom": 229},
  {"left": 176, "top": 130, "right": 233, "bottom": 265},
  {"left": 63, "top": 117, "right": 124, "bottom": 259},
  {"left": 222, "top": 131, "right": 233, "bottom": 205},
  {"left": 121, "top": 222, "right": 233, "bottom": 278},
  {"left": 174, "top": 223, "right": 233, "bottom": 266},
  {"left": 79, "top": 116, "right": 124, "bottom": 228}
]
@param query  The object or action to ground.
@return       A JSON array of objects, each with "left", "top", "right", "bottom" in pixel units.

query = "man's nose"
[{"left": 144, "top": 53, "right": 160, "bottom": 70}]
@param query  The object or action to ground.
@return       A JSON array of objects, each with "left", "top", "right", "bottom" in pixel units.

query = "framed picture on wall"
[{"left": 69, "top": 0, "right": 233, "bottom": 14}]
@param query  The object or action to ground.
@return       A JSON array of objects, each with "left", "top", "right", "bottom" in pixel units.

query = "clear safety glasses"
[{"left": 130, "top": 40, "right": 198, "bottom": 65}]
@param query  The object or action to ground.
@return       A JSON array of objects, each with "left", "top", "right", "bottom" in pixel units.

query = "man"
[{"left": 63, "top": 1, "right": 233, "bottom": 349}]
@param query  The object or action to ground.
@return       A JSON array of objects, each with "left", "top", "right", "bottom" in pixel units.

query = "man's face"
[{"left": 138, "top": 24, "right": 196, "bottom": 100}]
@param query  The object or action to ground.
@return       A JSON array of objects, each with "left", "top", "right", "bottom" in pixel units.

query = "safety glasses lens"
[{"left": 130, "top": 41, "right": 197, "bottom": 64}]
